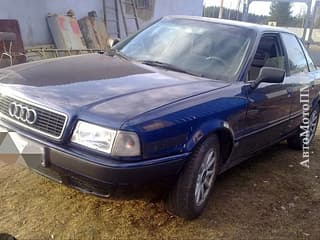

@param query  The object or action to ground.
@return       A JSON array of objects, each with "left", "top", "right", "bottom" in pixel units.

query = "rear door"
[{"left": 280, "top": 33, "right": 320, "bottom": 133}]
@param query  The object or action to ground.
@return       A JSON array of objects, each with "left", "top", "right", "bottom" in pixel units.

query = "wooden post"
[
  {"left": 302, "top": 0, "right": 311, "bottom": 42},
  {"left": 236, "top": 0, "right": 241, "bottom": 20},
  {"left": 218, "top": 0, "right": 224, "bottom": 19},
  {"left": 102, "top": 0, "right": 107, "bottom": 27}
]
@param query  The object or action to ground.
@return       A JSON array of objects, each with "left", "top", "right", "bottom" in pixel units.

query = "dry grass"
[{"left": 0, "top": 131, "right": 319, "bottom": 240}]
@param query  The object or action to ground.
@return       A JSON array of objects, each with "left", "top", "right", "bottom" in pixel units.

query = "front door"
[{"left": 237, "top": 33, "right": 291, "bottom": 155}]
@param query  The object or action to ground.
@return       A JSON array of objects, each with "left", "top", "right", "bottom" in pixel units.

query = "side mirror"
[
  {"left": 112, "top": 38, "right": 121, "bottom": 47},
  {"left": 251, "top": 67, "right": 285, "bottom": 89}
]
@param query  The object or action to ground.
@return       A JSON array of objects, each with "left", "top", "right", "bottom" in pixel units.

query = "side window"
[
  {"left": 281, "top": 33, "right": 309, "bottom": 74},
  {"left": 248, "top": 35, "right": 285, "bottom": 81},
  {"left": 298, "top": 39, "right": 316, "bottom": 71}
]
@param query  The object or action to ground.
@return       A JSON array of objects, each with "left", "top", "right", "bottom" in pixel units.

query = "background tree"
[
  {"left": 269, "top": 0, "right": 292, "bottom": 26},
  {"left": 202, "top": 6, "right": 268, "bottom": 24}
]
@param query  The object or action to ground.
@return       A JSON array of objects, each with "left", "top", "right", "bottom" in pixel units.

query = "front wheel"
[
  {"left": 165, "top": 134, "right": 220, "bottom": 220},
  {"left": 287, "top": 106, "right": 319, "bottom": 149}
]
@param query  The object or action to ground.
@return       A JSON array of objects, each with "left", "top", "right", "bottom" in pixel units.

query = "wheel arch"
[{"left": 185, "top": 120, "right": 235, "bottom": 165}]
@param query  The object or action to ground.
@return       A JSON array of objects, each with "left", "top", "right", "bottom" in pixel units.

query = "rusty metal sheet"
[
  {"left": 79, "top": 12, "right": 111, "bottom": 50},
  {"left": 47, "top": 14, "right": 87, "bottom": 50},
  {"left": 78, "top": 17, "right": 100, "bottom": 49},
  {"left": 89, "top": 12, "right": 111, "bottom": 50}
]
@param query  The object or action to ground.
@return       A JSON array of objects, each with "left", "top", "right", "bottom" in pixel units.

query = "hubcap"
[{"left": 195, "top": 149, "right": 216, "bottom": 206}]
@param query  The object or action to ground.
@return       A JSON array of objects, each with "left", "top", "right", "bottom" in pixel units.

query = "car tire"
[
  {"left": 0, "top": 233, "right": 17, "bottom": 240},
  {"left": 287, "top": 105, "right": 319, "bottom": 150},
  {"left": 165, "top": 134, "right": 220, "bottom": 220}
]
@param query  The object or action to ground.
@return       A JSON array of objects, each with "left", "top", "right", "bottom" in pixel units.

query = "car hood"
[{"left": 0, "top": 54, "right": 228, "bottom": 128}]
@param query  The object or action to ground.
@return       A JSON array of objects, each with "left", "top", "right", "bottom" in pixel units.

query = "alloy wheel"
[
  {"left": 195, "top": 149, "right": 217, "bottom": 206},
  {"left": 308, "top": 109, "right": 319, "bottom": 145}
]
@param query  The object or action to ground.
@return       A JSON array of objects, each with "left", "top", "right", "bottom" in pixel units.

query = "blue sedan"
[{"left": 0, "top": 16, "right": 319, "bottom": 219}]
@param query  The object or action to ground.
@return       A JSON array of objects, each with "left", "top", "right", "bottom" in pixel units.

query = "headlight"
[
  {"left": 71, "top": 121, "right": 141, "bottom": 157},
  {"left": 71, "top": 121, "right": 117, "bottom": 154}
]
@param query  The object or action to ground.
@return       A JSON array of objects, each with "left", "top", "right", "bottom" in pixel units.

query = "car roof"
[{"left": 165, "top": 15, "right": 294, "bottom": 35}]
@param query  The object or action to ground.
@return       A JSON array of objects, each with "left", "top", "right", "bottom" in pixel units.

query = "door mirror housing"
[
  {"left": 251, "top": 67, "right": 285, "bottom": 89},
  {"left": 112, "top": 38, "right": 121, "bottom": 47}
]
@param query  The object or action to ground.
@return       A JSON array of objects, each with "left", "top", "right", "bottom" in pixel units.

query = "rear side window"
[
  {"left": 298, "top": 39, "right": 316, "bottom": 71},
  {"left": 281, "top": 33, "right": 308, "bottom": 74}
]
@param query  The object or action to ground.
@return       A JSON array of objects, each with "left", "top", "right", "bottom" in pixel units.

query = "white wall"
[
  {"left": 0, "top": 0, "right": 104, "bottom": 47},
  {"left": 153, "top": 0, "right": 203, "bottom": 20},
  {"left": 119, "top": 0, "right": 204, "bottom": 38},
  {"left": 0, "top": 0, "right": 203, "bottom": 47}
]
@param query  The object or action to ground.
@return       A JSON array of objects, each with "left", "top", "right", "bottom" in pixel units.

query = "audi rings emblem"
[{"left": 8, "top": 102, "right": 37, "bottom": 125}]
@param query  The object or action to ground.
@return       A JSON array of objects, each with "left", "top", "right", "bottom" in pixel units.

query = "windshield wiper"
[{"left": 139, "top": 60, "right": 204, "bottom": 78}]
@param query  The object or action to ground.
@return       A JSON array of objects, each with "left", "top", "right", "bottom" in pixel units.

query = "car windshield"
[{"left": 115, "top": 18, "right": 256, "bottom": 81}]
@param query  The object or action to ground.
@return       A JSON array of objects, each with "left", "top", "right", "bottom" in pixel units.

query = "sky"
[{"left": 203, "top": 0, "right": 308, "bottom": 16}]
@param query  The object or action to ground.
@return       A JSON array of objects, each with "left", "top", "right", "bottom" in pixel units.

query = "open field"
[{"left": 0, "top": 130, "right": 319, "bottom": 240}]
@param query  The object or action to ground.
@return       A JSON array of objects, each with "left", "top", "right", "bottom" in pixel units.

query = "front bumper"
[{"left": 4, "top": 127, "right": 188, "bottom": 196}]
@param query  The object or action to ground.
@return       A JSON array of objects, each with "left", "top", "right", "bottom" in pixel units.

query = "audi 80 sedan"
[{"left": 0, "top": 16, "right": 319, "bottom": 219}]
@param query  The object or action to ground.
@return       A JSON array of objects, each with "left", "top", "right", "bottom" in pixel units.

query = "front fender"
[{"left": 185, "top": 119, "right": 235, "bottom": 152}]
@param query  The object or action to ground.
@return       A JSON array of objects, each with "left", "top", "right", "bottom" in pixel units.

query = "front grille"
[{"left": 0, "top": 95, "right": 67, "bottom": 139}]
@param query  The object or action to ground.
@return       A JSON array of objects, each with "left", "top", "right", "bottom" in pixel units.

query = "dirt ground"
[{"left": 0, "top": 130, "right": 319, "bottom": 240}]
